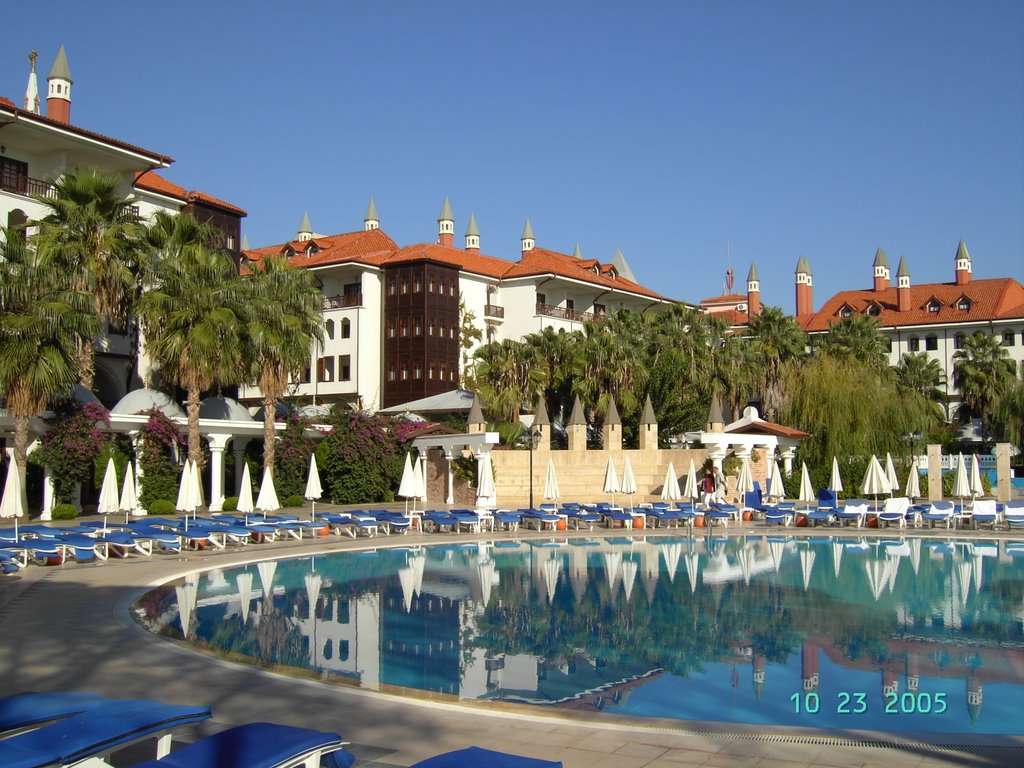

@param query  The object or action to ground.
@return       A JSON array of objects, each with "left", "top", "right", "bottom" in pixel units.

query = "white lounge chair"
[{"left": 877, "top": 497, "right": 910, "bottom": 528}]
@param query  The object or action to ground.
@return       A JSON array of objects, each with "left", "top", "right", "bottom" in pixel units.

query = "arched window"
[
  {"left": 6, "top": 209, "right": 27, "bottom": 242},
  {"left": 341, "top": 318, "right": 350, "bottom": 339},
  {"left": 908, "top": 336, "right": 919, "bottom": 352},
  {"left": 325, "top": 320, "right": 335, "bottom": 340}
]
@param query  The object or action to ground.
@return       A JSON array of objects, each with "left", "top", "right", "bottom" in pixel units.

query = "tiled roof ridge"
[{"left": 135, "top": 171, "right": 246, "bottom": 216}]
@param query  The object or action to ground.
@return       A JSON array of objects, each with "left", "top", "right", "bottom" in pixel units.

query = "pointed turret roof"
[
  {"left": 611, "top": 249, "right": 637, "bottom": 282},
  {"left": 533, "top": 396, "right": 549, "bottom": 426},
  {"left": 707, "top": 394, "right": 724, "bottom": 426},
  {"left": 465, "top": 213, "right": 479, "bottom": 237},
  {"left": 438, "top": 196, "right": 454, "bottom": 222},
  {"left": 896, "top": 255, "right": 910, "bottom": 278},
  {"left": 956, "top": 240, "right": 971, "bottom": 262},
  {"left": 298, "top": 211, "right": 312, "bottom": 233},
  {"left": 48, "top": 45, "right": 72, "bottom": 82},
  {"left": 572, "top": 242, "right": 582, "bottom": 259},
  {"left": 640, "top": 394, "right": 657, "bottom": 425},
  {"left": 604, "top": 397, "right": 620, "bottom": 426},
  {"left": 521, "top": 218, "right": 535, "bottom": 240},
  {"left": 747, "top": 262, "right": 760, "bottom": 282},
  {"left": 240, "top": 233, "right": 250, "bottom": 251},
  {"left": 873, "top": 247, "right": 889, "bottom": 268},
  {"left": 467, "top": 394, "right": 485, "bottom": 425},
  {"left": 795, "top": 255, "right": 812, "bottom": 276},
  {"left": 364, "top": 197, "right": 378, "bottom": 222},
  {"left": 568, "top": 395, "right": 586, "bottom": 426}
]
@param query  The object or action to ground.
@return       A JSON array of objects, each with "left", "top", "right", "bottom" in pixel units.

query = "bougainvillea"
[
  {"left": 390, "top": 417, "right": 424, "bottom": 447},
  {"left": 31, "top": 401, "right": 112, "bottom": 504},
  {"left": 273, "top": 414, "right": 315, "bottom": 500},
  {"left": 317, "top": 412, "right": 401, "bottom": 504},
  {"left": 138, "top": 409, "right": 186, "bottom": 510}
]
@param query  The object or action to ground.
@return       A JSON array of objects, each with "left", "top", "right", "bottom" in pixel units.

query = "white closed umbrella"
[
  {"left": 255, "top": 466, "right": 280, "bottom": 517},
  {"left": 684, "top": 552, "right": 700, "bottom": 593},
  {"left": 304, "top": 572, "right": 322, "bottom": 620},
  {"left": 543, "top": 557, "right": 562, "bottom": 603},
  {"left": 662, "top": 462, "right": 682, "bottom": 502},
  {"left": 175, "top": 581, "right": 198, "bottom": 638},
  {"left": 398, "top": 453, "right": 416, "bottom": 513},
  {"left": 798, "top": 462, "right": 816, "bottom": 510},
  {"left": 767, "top": 459, "right": 785, "bottom": 502},
  {"left": 829, "top": 457, "right": 844, "bottom": 494},
  {"left": 738, "top": 546, "right": 755, "bottom": 585},
  {"left": 970, "top": 454, "right": 984, "bottom": 500},
  {"left": 621, "top": 558, "right": 638, "bottom": 601},
  {"left": 682, "top": 460, "right": 697, "bottom": 504},
  {"left": 621, "top": 455, "right": 637, "bottom": 512},
  {"left": 257, "top": 560, "right": 277, "bottom": 603},
  {"left": 905, "top": 465, "right": 921, "bottom": 501},
  {"left": 735, "top": 458, "right": 755, "bottom": 506},
  {"left": 189, "top": 460, "right": 204, "bottom": 518},
  {"left": 542, "top": 458, "right": 559, "bottom": 502},
  {"left": 236, "top": 572, "right": 253, "bottom": 623},
  {"left": 175, "top": 460, "right": 193, "bottom": 513},
  {"left": 411, "top": 454, "right": 426, "bottom": 511},
  {"left": 478, "top": 559, "right": 496, "bottom": 607},
  {"left": 603, "top": 551, "right": 622, "bottom": 594},
  {"left": 97, "top": 457, "right": 119, "bottom": 532},
  {"left": 662, "top": 542, "right": 682, "bottom": 583},
  {"left": 305, "top": 453, "right": 323, "bottom": 520},
  {"left": 0, "top": 458, "right": 25, "bottom": 539},
  {"left": 478, "top": 453, "right": 496, "bottom": 502},
  {"left": 120, "top": 463, "right": 139, "bottom": 524},
  {"left": 860, "top": 455, "right": 891, "bottom": 508},
  {"left": 398, "top": 566, "right": 415, "bottom": 612},
  {"left": 830, "top": 540, "right": 844, "bottom": 578},
  {"left": 951, "top": 452, "right": 970, "bottom": 506},
  {"left": 884, "top": 453, "right": 899, "bottom": 497},
  {"left": 237, "top": 463, "right": 255, "bottom": 518},
  {"left": 800, "top": 550, "right": 816, "bottom": 591},
  {"left": 602, "top": 456, "right": 620, "bottom": 506}
]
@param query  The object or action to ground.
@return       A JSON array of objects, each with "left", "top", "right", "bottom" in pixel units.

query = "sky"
[{"left": 3, "top": 1, "right": 1022, "bottom": 311}]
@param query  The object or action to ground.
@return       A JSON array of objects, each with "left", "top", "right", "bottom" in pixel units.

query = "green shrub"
[
  {"left": 222, "top": 496, "right": 239, "bottom": 511},
  {"left": 282, "top": 495, "right": 305, "bottom": 508},
  {"left": 319, "top": 412, "right": 401, "bottom": 504},
  {"left": 148, "top": 499, "right": 176, "bottom": 516},
  {"left": 51, "top": 503, "right": 78, "bottom": 520}
]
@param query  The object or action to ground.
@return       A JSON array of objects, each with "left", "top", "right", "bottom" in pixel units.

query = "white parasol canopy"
[
  {"left": 236, "top": 572, "right": 253, "bottom": 623},
  {"left": 770, "top": 539, "right": 787, "bottom": 573},
  {"left": 175, "top": 580, "right": 198, "bottom": 638},
  {"left": 860, "top": 455, "right": 891, "bottom": 501},
  {"left": 738, "top": 546, "right": 755, "bottom": 585},
  {"left": 97, "top": 458, "right": 119, "bottom": 532},
  {"left": 237, "top": 463, "right": 255, "bottom": 516},
  {"left": 257, "top": 560, "right": 277, "bottom": 603},
  {"left": 411, "top": 454, "right": 426, "bottom": 511},
  {"left": 305, "top": 453, "right": 323, "bottom": 520},
  {"left": 621, "top": 559, "right": 638, "bottom": 601},
  {"left": 798, "top": 462, "right": 816, "bottom": 509},
  {"left": 602, "top": 456, "right": 620, "bottom": 506},
  {"left": 304, "top": 573, "right": 322, "bottom": 620},
  {"left": 905, "top": 466, "right": 921, "bottom": 500},
  {"left": 255, "top": 466, "right": 280, "bottom": 515},
  {"left": 603, "top": 551, "right": 622, "bottom": 593},
  {"left": 662, "top": 543, "right": 682, "bottom": 583},
  {"left": 884, "top": 453, "right": 899, "bottom": 496},
  {"left": 189, "top": 460, "right": 204, "bottom": 515},
  {"left": 543, "top": 557, "right": 562, "bottom": 603},
  {"left": 951, "top": 452, "right": 971, "bottom": 501},
  {"left": 830, "top": 540, "right": 844, "bottom": 578},
  {"left": 662, "top": 462, "right": 683, "bottom": 502},
  {"left": 0, "top": 458, "right": 25, "bottom": 539},
  {"left": 735, "top": 458, "right": 755, "bottom": 504},
  {"left": 119, "top": 462, "right": 139, "bottom": 523},
  {"left": 970, "top": 454, "right": 984, "bottom": 499},
  {"left": 398, "top": 453, "right": 416, "bottom": 511},
  {"left": 621, "top": 455, "right": 637, "bottom": 511},
  {"left": 829, "top": 456, "right": 844, "bottom": 494},
  {"left": 767, "top": 459, "right": 785, "bottom": 501},
  {"left": 477, "top": 453, "right": 496, "bottom": 502},
  {"left": 800, "top": 550, "right": 816, "bottom": 591},
  {"left": 684, "top": 552, "right": 700, "bottom": 593},
  {"left": 542, "top": 458, "right": 559, "bottom": 501},
  {"left": 175, "top": 460, "right": 193, "bottom": 513},
  {"left": 398, "top": 566, "right": 415, "bottom": 612}
]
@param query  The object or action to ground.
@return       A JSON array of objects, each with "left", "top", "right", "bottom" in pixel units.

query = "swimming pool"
[{"left": 138, "top": 534, "right": 1024, "bottom": 736}]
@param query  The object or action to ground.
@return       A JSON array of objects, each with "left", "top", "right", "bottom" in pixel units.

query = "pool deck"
[{"left": 2, "top": 511, "right": 1023, "bottom": 768}]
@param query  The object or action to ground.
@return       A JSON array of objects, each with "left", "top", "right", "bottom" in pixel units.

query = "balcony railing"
[
  {"left": 0, "top": 173, "right": 55, "bottom": 200},
  {"left": 484, "top": 303, "right": 504, "bottom": 318},
  {"left": 535, "top": 302, "right": 607, "bottom": 323},
  {"left": 324, "top": 293, "right": 363, "bottom": 309}
]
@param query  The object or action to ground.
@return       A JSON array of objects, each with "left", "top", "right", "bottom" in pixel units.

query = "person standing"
[
  {"left": 713, "top": 466, "right": 727, "bottom": 503},
  {"left": 701, "top": 469, "right": 716, "bottom": 506}
]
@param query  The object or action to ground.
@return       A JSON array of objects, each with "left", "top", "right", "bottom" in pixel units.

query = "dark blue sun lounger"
[
  {"left": 0, "top": 691, "right": 113, "bottom": 734},
  {"left": 410, "top": 746, "right": 562, "bottom": 767},
  {"left": 129, "top": 722, "right": 354, "bottom": 768}
]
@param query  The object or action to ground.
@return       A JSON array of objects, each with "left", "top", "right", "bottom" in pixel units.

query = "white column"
[
  {"left": 780, "top": 447, "right": 796, "bottom": 476},
  {"left": 41, "top": 466, "right": 55, "bottom": 520},
  {"left": 206, "top": 434, "right": 231, "bottom": 511},
  {"left": 706, "top": 441, "right": 728, "bottom": 472},
  {"left": 444, "top": 452, "right": 455, "bottom": 505}
]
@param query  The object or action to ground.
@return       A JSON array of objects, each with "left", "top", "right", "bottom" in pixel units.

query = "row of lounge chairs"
[
  {"left": 0, "top": 691, "right": 562, "bottom": 767},
  {"left": 757, "top": 496, "right": 1024, "bottom": 530}
]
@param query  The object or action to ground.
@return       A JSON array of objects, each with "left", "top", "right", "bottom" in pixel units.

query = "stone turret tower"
[
  {"left": 46, "top": 45, "right": 72, "bottom": 124},
  {"left": 896, "top": 255, "right": 911, "bottom": 311},
  {"left": 532, "top": 396, "right": 550, "bottom": 451},
  {"left": 567, "top": 395, "right": 587, "bottom": 452},
  {"left": 955, "top": 240, "right": 972, "bottom": 285},
  {"left": 364, "top": 198, "right": 379, "bottom": 231},
  {"left": 438, "top": 197, "right": 454, "bottom": 247},
  {"left": 746, "top": 262, "right": 761, "bottom": 317},
  {"left": 872, "top": 248, "right": 890, "bottom": 292},
  {"left": 639, "top": 394, "right": 658, "bottom": 450},
  {"left": 467, "top": 394, "right": 485, "bottom": 434},
  {"left": 521, "top": 219, "right": 535, "bottom": 254},
  {"left": 297, "top": 211, "right": 313, "bottom": 241},
  {"left": 795, "top": 256, "right": 814, "bottom": 317},
  {"left": 603, "top": 397, "right": 622, "bottom": 451},
  {"left": 465, "top": 213, "right": 480, "bottom": 252}
]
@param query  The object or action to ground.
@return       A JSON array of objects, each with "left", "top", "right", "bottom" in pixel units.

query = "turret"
[
  {"left": 532, "top": 396, "right": 550, "bottom": 452},
  {"left": 364, "top": 198, "right": 379, "bottom": 231},
  {"left": 955, "top": 240, "right": 972, "bottom": 285},
  {"left": 24, "top": 50, "right": 40, "bottom": 114},
  {"left": 467, "top": 394, "right": 485, "bottom": 434},
  {"left": 872, "top": 248, "right": 890, "bottom": 292},
  {"left": 46, "top": 45, "right": 72, "bottom": 124},
  {"left": 296, "top": 211, "right": 313, "bottom": 242},
  {"left": 795, "top": 255, "right": 814, "bottom": 317},
  {"left": 639, "top": 394, "right": 658, "bottom": 450},
  {"left": 896, "top": 255, "right": 911, "bottom": 311},
  {"left": 706, "top": 394, "right": 725, "bottom": 433},
  {"left": 465, "top": 213, "right": 480, "bottom": 252},
  {"left": 521, "top": 219, "right": 535, "bottom": 254},
  {"left": 438, "top": 197, "right": 454, "bottom": 247},
  {"left": 602, "top": 397, "right": 622, "bottom": 451},
  {"left": 746, "top": 262, "right": 761, "bottom": 317},
  {"left": 567, "top": 395, "right": 587, "bottom": 452}
]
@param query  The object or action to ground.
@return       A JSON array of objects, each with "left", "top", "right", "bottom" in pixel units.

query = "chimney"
[
  {"left": 364, "top": 198, "right": 379, "bottom": 231},
  {"left": 438, "top": 197, "right": 454, "bottom": 247},
  {"left": 954, "top": 240, "right": 972, "bottom": 285},
  {"left": 465, "top": 213, "right": 480, "bottom": 252},
  {"left": 896, "top": 255, "right": 911, "bottom": 312},
  {"left": 521, "top": 218, "right": 535, "bottom": 254},
  {"left": 795, "top": 256, "right": 814, "bottom": 317},
  {"left": 46, "top": 45, "right": 73, "bottom": 124},
  {"left": 746, "top": 262, "right": 761, "bottom": 317},
  {"left": 872, "top": 247, "right": 890, "bottom": 292}
]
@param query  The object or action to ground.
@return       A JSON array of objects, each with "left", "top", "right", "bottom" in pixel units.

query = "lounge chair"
[
  {"left": 423, "top": 511, "right": 460, "bottom": 533},
  {"left": 561, "top": 504, "right": 601, "bottom": 530},
  {"left": 0, "top": 697, "right": 211, "bottom": 767},
  {"left": 520, "top": 508, "right": 561, "bottom": 531},
  {"left": 643, "top": 504, "right": 682, "bottom": 528},
  {"left": 876, "top": 497, "right": 911, "bottom": 529},
  {"left": 491, "top": 510, "right": 522, "bottom": 532},
  {"left": 817, "top": 489, "right": 839, "bottom": 511},
  {"left": 129, "top": 722, "right": 354, "bottom": 768},
  {"left": 834, "top": 500, "right": 869, "bottom": 527},
  {"left": 764, "top": 504, "right": 795, "bottom": 526},
  {"left": 409, "top": 746, "right": 562, "bottom": 768},
  {"left": 0, "top": 691, "right": 114, "bottom": 734},
  {"left": 1005, "top": 501, "right": 1024, "bottom": 530},
  {"left": 921, "top": 500, "right": 955, "bottom": 529},
  {"left": 368, "top": 509, "right": 414, "bottom": 535},
  {"left": 705, "top": 503, "right": 735, "bottom": 526},
  {"left": 970, "top": 499, "right": 999, "bottom": 530},
  {"left": 450, "top": 509, "right": 487, "bottom": 533}
]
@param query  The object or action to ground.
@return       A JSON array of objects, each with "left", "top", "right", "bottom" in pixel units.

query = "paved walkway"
[{"left": 2, "top": 514, "right": 1023, "bottom": 768}]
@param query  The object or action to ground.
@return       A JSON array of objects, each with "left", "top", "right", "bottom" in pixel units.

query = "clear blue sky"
[{"left": 4, "top": 1, "right": 1022, "bottom": 311}]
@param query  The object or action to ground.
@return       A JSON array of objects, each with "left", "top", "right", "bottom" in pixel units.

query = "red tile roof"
[
  {"left": 385, "top": 242, "right": 512, "bottom": 279},
  {"left": 134, "top": 171, "right": 246, "bottom": 216},
  {"left": 186, "top": 190, "right": 247, "bottom": 217},
  {"left": 243, "top": 229, "right": 400, "bottom": 271},
  {"left": 0, "top": 100, "right": 173, "bottom": 165},
  {"left": 798, "top": 277, "right": 1024, "bottom": 332},
  {"left": 701, "top": 292, "right": 747, "bottom": 305},
  {"left": 503, "top": 247, "right": 666, "bottom": 300},
  {"left": 727, "top": 421, "right": 811, "bottom": 439}
]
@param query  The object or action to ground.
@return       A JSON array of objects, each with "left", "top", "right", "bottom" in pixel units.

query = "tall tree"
[
  {"left": 819, "top": 315, "right": 889, "bottom": 369},
  {"left": 0, "top": 228, "right": 97, "bottom": 485},
  {"left": 31, "top": 169, "right": 145, "bottom": 391},
  {"left": 952, "top": 331, "right": 1016, "bottom": 437},
  {"left": 139, "top": 212, "right": 244, "bottom": 467},
  {"left": 468, "top": 339, "right": 544, "bottom": 423},
  {"left": 895, "top": 352, "right": 946, "bottom": 404},
  {"left": 747, "top": 306, "right": 807, "bottom": 420},
  {"left": 242, "top": 255, "right": 324, "bottom": 475}
]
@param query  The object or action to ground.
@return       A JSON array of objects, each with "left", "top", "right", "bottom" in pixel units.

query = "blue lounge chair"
[
  {"left": 921, "top": 500, "right": 955, "bottom": 529},
  {"left": 520, "top": 508, "right": 560, "bottom": 531},
  {"left": 817, "top": 489, "right": 839, "bottom": 511},
  {"left": 970, "top": 499, "right": 998, "bottom": 530},
  {"left": 0, "top": 691, "right": 114, "bottom": 734},
  {"left": 561, "top": 505, "right": 601, "bottom": 530},
  {"left": 833, "top": 499, "right": 869, "bottom": 527},
  {"left": 705, "top": 503, "right": 735, "bottom": 526},
  {"left": 130, "top": 722, "right": 354, "bottom": 768},
  {"left": 410, "top": 746, "right": 562, "bottom": 768},
  {"left": 492, "top": 509, "right": 522, "bottom": 532},
  {"left": 423, "top": 511, "right": 459, "bottom": 533},
  {"left": 1005, "top": 501, "right": 1024, "bottom": 530},
  {"left": 876, "top": 497, "right": 911, "bottom": 528},
  {"left": 0, "top": 698, "right": 211, "bottom": 767},
  {"left": 595, "top": 506, "right": 631, "bottom": 529},
  {"left": 764, "top": 504, "right": 796, "bottom": 526}
]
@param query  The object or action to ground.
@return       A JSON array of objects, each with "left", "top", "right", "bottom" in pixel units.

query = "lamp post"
[{"left": 528, "top": 425, "right": 542, "bottom": 509}]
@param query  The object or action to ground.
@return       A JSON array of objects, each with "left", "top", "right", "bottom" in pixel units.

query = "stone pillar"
[
  {"left": 444, "top": 452, "right": 455, "bottom": 505},
  {"left": 41, "top": 466, "right": 55, "bottom": 520},
  {"left": 206, "top": 434, "right": 231, "bottom": 512},
  {"left": 994, "top": 443, "right": 1011, "bottom": 502},
  {"left": 927, "top": 444, "right": 943, "bottom": 501},
  {"left": 707, "top": 442, "right": 728, "bottom": 472},
  {"left": 129, "top": 432, "right": 144, "bottom": 509},
  {"left": 779, "top": 446, "right": 796, "bottom": 476}
]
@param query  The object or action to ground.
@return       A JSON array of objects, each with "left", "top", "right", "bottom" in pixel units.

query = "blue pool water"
[{"left": 139, "top": 535, "right": 1024, "bottom": 735}]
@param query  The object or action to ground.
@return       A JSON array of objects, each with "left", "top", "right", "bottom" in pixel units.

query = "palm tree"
[
  {"left": 895, "top": 352, "right": 946, "bottom": 404},
  {"left": 242, "top": 255, "right": 324, "bottom": 475},
  {"left": 952, "top": 332, "right": 1016, "bottom": 437},
  {"left": 30, "top": 169, "right": 146, "bottom": 391},
  {"left": 139, "top": 212, "right": 244, "bottom": 467},
  {"left": 0, "top": 228, "right": 98, "bottom": 485},
  {"left": 470, "top": 339, "right": 544, "bottom": 423},
  {"left": 819, "top": 315, "right": 889, "bottom": 369},
  {"left": 747, "top": 306, "right": 807, "bottom": 419},
  {"left": 996, "top": 379, "right": 1024, "bottom": 450}
]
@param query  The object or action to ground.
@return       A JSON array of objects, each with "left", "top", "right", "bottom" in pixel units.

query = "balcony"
[
  {"left": 0, "top": 173, "right": 55, "bottom": 201},
  {"left": 323, "top": 293, "right": 362, "bottom": 309},
  {"left": 484, "top": 303, "right": 504, "bottom": 319},
  {"left": 535, "top": 303, "right": 607, "bottom": 323}
]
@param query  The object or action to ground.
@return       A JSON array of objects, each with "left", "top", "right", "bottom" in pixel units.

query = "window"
[
  {"left": 566, "top": 299, "right": 575, "bottom": 311},
  {"left": 429, "top": 279, "right": 435, "bottom": 293},
  {"left": 401, "top": 280, "right": 408, "bottom": 295},
  {"left": 908, "top": 336, "right": 920, "bottom": 352},
  {"left": 401, "top": 365, "right": 408, "bottom": 381},
  {"left": 415, "top": 321, "right": 422, "bottom": 336},
  {"left": 6, "top": 209, "right": 28, "bottom": 241},
  {"left": 317, "top": 356, "right": 334, "bottom": 382},
  {"left": 1002, "top": 331, "right": 1016, "bottom": 347},
  {"left": 226, "top": 234, "right": 235, "bottom": 249},
  {"left": 428, "top": 365, "right": 435, "bottom": 380},
  {"left": 414, "top": 365, "right": 422, "bottom": 379},
  {"left": 450, "top": 283, "right": 456, "bottom": 297},
  {"left": 341, "top": 318, "right": 351, "bottom": 339},
  {"left": 957, "top": 298, "right": 971, "bottom": 311},
  {"left": 450, "top": 325, "right": 456, "bottom": 339},
  {"left": 325, "top": 320, "right": 335, "bottom": 340},
  {"left": 339, "top": 354, "right": 351, "bottom": 381},
  {"left": 414, "top": 278, "right": 422, "bottom": 293},
  {"left": 301, "top": 366, "right": 311, "bottom": 384},
  {"left": 1, "top": 158, "right": 29, "bottom": 195},
  {"left": 927, "top": 301, "right": 940, "bottom": 313},
  {"left": 428, "top": 321, "right": 434, "bottom": 336},
  {"left": 388, "top": 366, "right": 396, "bottom": 381},
  {"left": 840, "top": 307, "right": 852, "bottom": 319},
  {"left": 537, "top": 292, "right": 546, "bottom": 306},
  {"left": 401, "top": 322, "right": 408, "bottom": 337},
  {"left": 925, "top": 335, "right": 938, "bottom": 351},
  {"left": 594, "top": 303, "right": 606, "bottom": 317},
  {"left": 867, "top": 305, "right": 880, "bottom": 316},
  {"left": 388, "top": 279, "right": 397, "bottom": 296},
  {"left": 388, "top": 322, "right": 396, "bottom": 338},
  {"left": 883, "top": 337, "right": 892, "bottom": 353},
  {"left": 954, "top": 333, "right": 965, "bottom": 350},
  {"left": 439, "top": 365, "right": 446, "bottom": 381}
]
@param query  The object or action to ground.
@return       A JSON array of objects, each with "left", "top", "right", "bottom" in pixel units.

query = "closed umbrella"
[
  {"left": 542, "top": 457, "right": 559, "bottom": 502},
  {"left": 970, "top": 454, "right": 984, "bottom": 500},
  {"left": 236, "top": 571, "right": 253, "bottom": 623},
  {"left": 304, "top": 573, "right": 322, "bottom": 620},
  {"left": 477, "top": 453, "right": 496, "bottom": 503},
  {"left": 603, "top": 551, "right": 622, "bottom": 594},
  {"left": 951, "top": 452, "right": 970, "bottom": 507},
  {"left": 189, "top": 460, "right": 204, "bottom": 518},
  {"left": 735, "top": 458, "right": 755, "bottom": 507},
  {"left": 621, "top": 455, "right": 637, "bottom": 512},
  {"left": 767, "top": 459, "right": 785, "bottom": 502},
  {"left": 602, "top": 456, "right": 620, "bottom": 507},
  {"left": 411, "top": 454, "right": 426, "bottom": 511},
  {"left": 398, "top": 565, "right": 415, "bottom": 612},
  {"left": 398, "top": 453, "right": 416, "bottom": 513},
  {"left": 255, "top": 466, "right": 280, "bottom": 517},
  {"left": 237, "top": 463, "right": 255, "bottom": 519},
  {"left": 175, "top": 460, "right": 193, "bottom": 514},
  {"left": 305, "top": 453, "right": 323, "bottom": 520},
  {"left": 97, "top": 457, "right": 119, "bottom": 532},
  {"left": 662, "top": 542, "right": 682, "bottom": 583},
  {"left": 800, "top": 550, "right": 816, "bottom": 591},
  {"left": 0, "top": 458, "right": 25, "bottom": 539},
  {"left": 905, "top": 465, "right": 921, "bottom": 501},
  {"left": 860, "top": 455, "right": 891, "bottom": 509},
  {"left": 257, "top": 560, "right": 277, "bottom": 603},
  {"left": 798, "top": 462, "right": 816, "bottom": 510},
  {"left": 621, "top": 558, "right": 637, "bottom": 601},
  {"left": 681, "top": 460, "right": 697, "bottom": 504},
  {"left": 829, "top": 457, "right": 844, "bottom": 494},
  {"left": 543, "top": 557, "right": 561, "bottom": 603},
  {"left": 662, "top": 462, "right": 682, "bottom": 502},
  {"left": 175, "top": 581, "right": 197, "bottom": 638},
  {"left": 884, "top": 453, "right": 899, "bottom": 497},
  {"left": 120, "top": 463, "right": 139, "bottom": 524}
]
